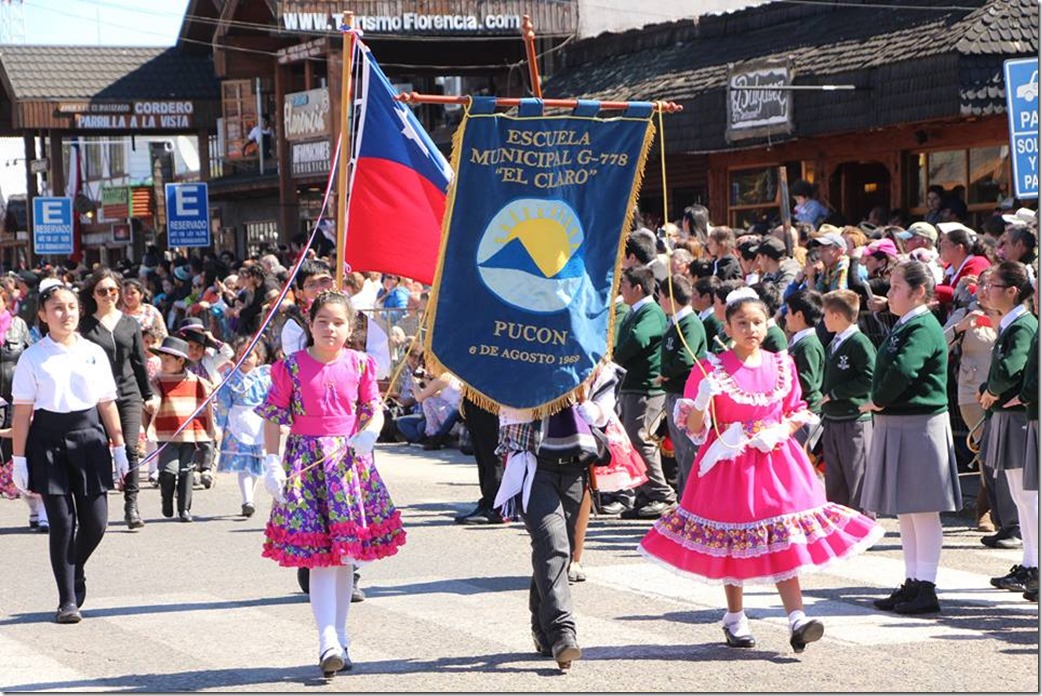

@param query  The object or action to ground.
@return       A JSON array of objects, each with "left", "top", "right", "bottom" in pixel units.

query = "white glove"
[
  {"left": 12, "top": 455, "right": 29, "bottom": 494},
  {"left": 698, "top": 422, "right": 747, "bottom": 477},
  {"left": 576, "top": 400, "right": 604, "bottom": 427},
  {"left": 693, "top": 376, "right": 724, "bottom": 411},
  {"left": 263, "top": 453, "right": 287, "bottom": 504},
  {"left": 111, "top": 445, "right": 129, "bottom": 484},
  {"left": 347, "top": 429, "right": 378, "bottom": 456},
  {"left": 749, "top": 423, "right": 791, "bottom": 453}
]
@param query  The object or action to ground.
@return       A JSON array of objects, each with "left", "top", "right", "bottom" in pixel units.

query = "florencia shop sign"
[{"left": 284, "top": 88, "right": 331, "bottom": 142}]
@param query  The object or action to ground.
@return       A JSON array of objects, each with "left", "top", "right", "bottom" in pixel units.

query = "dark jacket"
[
  {"left": 80, "top": 313, "right": 154, "bottom": 403},
  {"left": 613, "top": 299, "right": 667, "bottom": 394}
]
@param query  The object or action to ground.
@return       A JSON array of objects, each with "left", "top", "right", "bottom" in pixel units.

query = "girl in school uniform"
[
  {"left": 9, "top": 281, "right": 129, "bottom": 624},
  {"left": 860, "top": 260, "right": 963, "bottom": 615},
  {"left": 978, "top": 262, "right": 1038, "bottom": 595},
  {"left": 256, "top": 291, "right": 406, "bottom": 678},
  {"left": 1018, "top": 300, "right": 1038, "bottom": 603}
]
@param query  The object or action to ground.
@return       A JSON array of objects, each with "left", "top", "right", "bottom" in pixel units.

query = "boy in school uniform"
[
  {"left": 692, "top": 276, "right": 723, "bottom": 353},
  {"left": 150, "top": 336, "right": 215, "bottom": 523},
  {"left": 819, "top": 289, "right": 877, "bottom": 511},
  {"left": 784, "top": 288, "right": 825, "bottom": 416},
  {"left": 752, "top": 281, "right": 788, "bottom": 353},
  {"left": 656, "top": 274, "right": 708, "bottom": 496}
]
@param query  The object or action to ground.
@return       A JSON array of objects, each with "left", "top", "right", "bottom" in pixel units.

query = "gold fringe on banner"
[{"left": 423, "top": 108, "right": 658, "bottom": 419}]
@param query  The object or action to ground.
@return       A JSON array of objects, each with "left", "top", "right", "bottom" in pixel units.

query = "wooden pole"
[
  {"left": 335, "top": 11, "right": 356, "bottom": 291},
  {"left": 395, "top": 93, "right": 684, "bottom": 112},
  {"left": 522, "top": 15, "right": 542, "bottom": 99}
]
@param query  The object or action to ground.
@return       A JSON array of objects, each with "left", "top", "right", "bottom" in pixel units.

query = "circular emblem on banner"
[{"left": 476, "top": 198, "right": 586, "bottom": 313}]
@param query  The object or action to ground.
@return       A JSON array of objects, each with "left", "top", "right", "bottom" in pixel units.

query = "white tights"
[
  {"left": 897, "top": 512, "right": 944, "bottom": 583},
  {"left": 1005, "top": 469, "right": 1039, "bottom": 568},
  {"left": 237, "top": 472, "right": 255, "bottom": 506},
  {"left": 308, "top": 565, "right": 355, "bottom": 656}
]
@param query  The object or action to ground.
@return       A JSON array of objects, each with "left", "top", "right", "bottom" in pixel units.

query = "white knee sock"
[
  {"left": 1006, "top": 469, "right": 1039, "bottom": 568},
  {"left": 237, "top": 472, "right": 255, "bottom": 506},
  {"left": 334, "top": 565, "right": 354, "bottom": 650},
  {"left": 897, "top": 514, "right": 918, "bottom": 580},
  {"left": 308, "top": 566, "right": 340, "bottom": 656},
  {"left": 908, "top": 512, "right": 943, "bottom": 583}
]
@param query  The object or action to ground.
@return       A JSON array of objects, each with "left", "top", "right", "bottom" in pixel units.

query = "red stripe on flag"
[{"left": 345, "top": 157, "right": 446, "bottom": 285}]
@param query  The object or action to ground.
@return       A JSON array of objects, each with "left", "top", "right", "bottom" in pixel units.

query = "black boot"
[
  {"left": 873, "top": 578, "right": 919, "bottom": 611},
  {"left": 894, "top": 580, "right": 940, "bottom": 614},
  {"left": 74, "top": 571, "right": 86, "bottom": 608},
  {"left": 177, "top": 470, "right": 194, "bottom": 522},
  {"left": 159, "top": 472, "right": 176, "bottom": 518},
  {"left": 124, "top": 499, "right": 144, "bottom": 530}
]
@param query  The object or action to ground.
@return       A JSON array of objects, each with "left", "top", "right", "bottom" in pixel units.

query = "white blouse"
[{"left": 12, "top": 334, "right": 118, "bottom": 412}]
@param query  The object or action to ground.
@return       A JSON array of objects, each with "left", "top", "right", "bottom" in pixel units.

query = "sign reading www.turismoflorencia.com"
[{"left": 278, "top": 1, "right": 576, "bottom": 35}]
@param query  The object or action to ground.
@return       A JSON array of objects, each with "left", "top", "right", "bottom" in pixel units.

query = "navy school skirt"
[{"left": 27, "top": 408, "right": 112, "bottom": 496}]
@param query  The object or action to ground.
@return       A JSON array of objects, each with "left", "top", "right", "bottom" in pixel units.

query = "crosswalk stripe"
[{"left": 0, "top": 632, "right": 91, "bottom": 692}]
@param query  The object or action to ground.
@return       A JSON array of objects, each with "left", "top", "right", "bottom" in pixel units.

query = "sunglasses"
[{"left": 95, "top": 286, "right": 120, "bottom": 296}]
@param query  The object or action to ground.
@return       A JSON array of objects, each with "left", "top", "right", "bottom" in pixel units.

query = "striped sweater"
[{"left": 151, "top": 371, "right": 214, "bottom": 443}]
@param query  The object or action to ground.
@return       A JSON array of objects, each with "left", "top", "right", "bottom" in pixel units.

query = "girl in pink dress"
[
  {"left": 639, "top": 288, "right": 882, "bottom": 653},
  {"left": 256, "top": 291, "right": 406, "bottom": 678}
]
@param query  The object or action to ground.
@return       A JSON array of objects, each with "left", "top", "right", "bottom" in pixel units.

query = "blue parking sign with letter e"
[
  {"left": 165, "top": 183, "right": 211, "bottom": 247},
  {"left": 1004, "top": 58, "right": 1039, "bottom": 199},
  {"left": 31, "top": 197, "right": 74, "bottom": 255}
]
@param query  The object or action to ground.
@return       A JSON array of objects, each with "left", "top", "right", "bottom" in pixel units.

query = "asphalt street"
[{"left": 0, "top": 443, "right": 1037, "bottom": 692}]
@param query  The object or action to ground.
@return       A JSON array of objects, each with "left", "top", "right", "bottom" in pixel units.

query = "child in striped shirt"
[{"left": 149, "top": 336, "right": 215, "bottom": 523}]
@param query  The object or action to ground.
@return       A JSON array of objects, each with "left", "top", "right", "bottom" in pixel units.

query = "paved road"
[{"left": 0, "top": 443, "right": 1037, "bottom": 691}]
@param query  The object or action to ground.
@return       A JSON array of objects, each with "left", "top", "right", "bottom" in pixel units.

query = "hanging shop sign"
[
  {"left": 112, "top": 222, "right": 132, "bottom": 243},
  {"left": 726, "top": 59, "right": 793, "bottom": 142},
  {"left": 277, "top": 38, "right": 328, "bottom": 64},
  {"left": 290, "top": 139, "right": 332, "bottom": 178},
  {"left": 66, "top": 101, "right": 196, "bottom": 130},
  {"left": 101, "top": 186, "right": 131, "bottom": 221},
  {"left": 284, "top": 88, "right": 331, "bottom": 142}
]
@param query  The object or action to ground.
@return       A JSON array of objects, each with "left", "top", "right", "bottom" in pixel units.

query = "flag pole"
[
  {"left": 335, "top": 11, "right": 356, "bottom": 291},
  {"left": 522, "top": 15, "right": 542, "bottom": 99}
]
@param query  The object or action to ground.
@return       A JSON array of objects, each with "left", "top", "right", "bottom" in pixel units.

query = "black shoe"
[
  {"left": 1024, "top": 567, "right": 1040, "bottom": 595},
  {"left": 161, "top": 498, "right": 174, "bottom": 518},
  {"left": 124, "top": 503, "right": 145, "bottom": 530},
  {"left": 991, "top": 564, "right": 1027, "bottom": 590},
  {"left": 1024, "top": 589, "right": 1039, "bottom": 602},
  {"left": 894, "top": 580, "right": 940, "bottom": 615},
  {"left": 28, "top": 514, "right": 39, "bottom": 529},
  {"left": 159, "top": 473, "right": 176, "bottom": 518},
  {"left": 297, "top": 567, "right": 311, "bottom": 594},
  {"left": 74, "top": 576, "right": 86, "bottom": 608},
  {"left": 422, "top": 435, "right": 446, "bottom": 451},
  {"left": 722, "top": 624, "right": 756, "bottom": 648},
  {"left": 319, "top": 646, "right": 345, "bottom": 678},
  {"left": 981, "top": 530, "right": 1023, "bottom": 549},
  {"left": 532, "top": 630, "right": 552, "bottom": 657},
  {"left": 461, "top": 509, "right": 506, "bottom": 525},
  {"left": 241, "top": 503, "right": 255, "bottom": 518},
  {"left": 789, "top": 619, "right": 824, "bottom": 653},
  {"left": 620, "top": 500, "right": 672, "bottom": 520},
  {"left": 55, "top": 603, "right": 82, "bottom": 624},
  {"left": 454, "top": 504, "right": 484, "bottom": 524},
  {"left": 551, "top": 634, "right": 581, "bottom": 670},
  {"left": 179, "top": 511, "right": 193, "bottom": 523},
  {"left": 873, "top": 579, "right": 919, "bottom": 611}
]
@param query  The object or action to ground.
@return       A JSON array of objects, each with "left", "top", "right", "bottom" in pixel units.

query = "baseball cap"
[
  {"left": 865, "top": 238, "right": 899, "bottom": 258},
  {"left": 754, "top": 237, "right": 787, "bottom": 260},
  {"left": 897, "top": 221, "right": 938, "bottom": 244},
  {"left": 810, "top": 232, "right": 848, "bottom": 252}
]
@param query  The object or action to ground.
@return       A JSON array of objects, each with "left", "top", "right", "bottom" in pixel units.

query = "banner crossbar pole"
[{"left": 394, "top": 93, "right": 684, "bottom": 113}]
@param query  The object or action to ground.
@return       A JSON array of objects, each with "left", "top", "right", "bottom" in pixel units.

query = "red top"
[{"left": 936, "top": 255, "right": 991, "bottom": 305}]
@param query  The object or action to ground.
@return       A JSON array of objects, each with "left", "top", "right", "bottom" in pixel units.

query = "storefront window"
[
  {"left": 728, "top": 166, "right": 779, "bottom": 228},
  {"left": 245, "top": 220, "right": 279, "bottom": 258},
  {"left": 905, "top": 145, "right": 1011, "bottom": 211}
]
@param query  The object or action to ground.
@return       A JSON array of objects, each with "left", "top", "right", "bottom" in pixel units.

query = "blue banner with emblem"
[{"left": 425, "top": 99, "right": 655, "bottom": 415}]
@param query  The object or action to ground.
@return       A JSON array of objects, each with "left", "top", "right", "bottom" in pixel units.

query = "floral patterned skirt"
[
  {"left": 262, "top": 434, "right": 406, "bottom": 568},
  {"left": 217, "top": 434, "right": 264, "bottom": 476},
  {"left": 639, "top": 437, "right": 883, "bottom": 586}
]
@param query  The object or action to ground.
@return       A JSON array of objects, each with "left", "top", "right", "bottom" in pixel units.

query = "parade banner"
[{"left": 426, "top": 98, "right": 655, "bottom": 414}]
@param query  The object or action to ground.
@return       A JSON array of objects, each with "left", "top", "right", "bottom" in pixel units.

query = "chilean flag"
[{"left": 345, "top": 48, "right": 452, "bottom": 285}]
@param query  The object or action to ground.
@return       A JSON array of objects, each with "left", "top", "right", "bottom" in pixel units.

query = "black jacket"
[{"left": 80, "top": 313, "right": 154, "bottom": 402}]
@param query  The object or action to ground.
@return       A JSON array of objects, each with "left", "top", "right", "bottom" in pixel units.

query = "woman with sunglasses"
[{"left": 80, "top": 269, "right": 160, "bottom": 530}]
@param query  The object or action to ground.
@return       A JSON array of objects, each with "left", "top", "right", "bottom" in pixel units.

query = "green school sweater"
[
  {"left": 762, "top": 324, "right": 788, "bottom": 354},
  {"left": 790, "top": 332, "right": 825, "bottom": 414},
  {"left": 702, "top": 313, "right": 728, "bottom": 354},
  {"left": 1020, "top": 329, "right": 1038, "bottom": 421},
  {"left": 614, "top": 300, "right": 667, "bottom": 394},
  {"left": 871, "top": 311, "right": 949, "bottom": 416},
  {"left": 821, "top": 330, "right": 875, "bottom": 422},
  {"left": 613, "top": 300, "right": 630, "bottom": 345},
  {"left": 983, "top": 311, "right": 1038, "bottom": 414},
  {"left": 659, "top": 311, "right": 708, "bottom": 395}
]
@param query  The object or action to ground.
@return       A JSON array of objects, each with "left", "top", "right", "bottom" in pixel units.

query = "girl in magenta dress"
[
  {"left": 256, "top": 291, "right": 406, "bottom": 678},
  {"left": 639, "top": 288, "right": 882, "bottom": 653}
]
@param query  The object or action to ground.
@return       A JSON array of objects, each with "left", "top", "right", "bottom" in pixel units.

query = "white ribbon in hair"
[{"left": 725, "top": 286, "right": 759, "bottom": 307}]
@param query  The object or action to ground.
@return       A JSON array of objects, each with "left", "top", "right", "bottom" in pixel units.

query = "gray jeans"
[
  {"left": 665, "top": 392, "right": 698, "bottom": 498},
  {"left": 522, "top": 461, "right": 585, "bottom": 646},
  {"left": 619, "top": 392, "right": 675, "bottom": 504}
]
